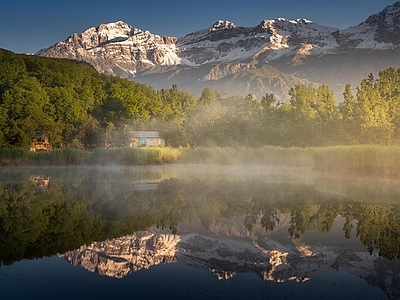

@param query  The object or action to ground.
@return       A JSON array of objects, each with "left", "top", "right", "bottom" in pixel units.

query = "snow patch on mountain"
[
  {"left": 341, "top": 23, "right": 396, "bottom": 50},
  {"left": 176, "top": 17, "right": 349, "bottom": 67}
]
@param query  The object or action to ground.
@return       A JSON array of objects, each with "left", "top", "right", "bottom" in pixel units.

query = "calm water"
[{"left": 0, "top": 165, "right": 399, "bottom": 300}]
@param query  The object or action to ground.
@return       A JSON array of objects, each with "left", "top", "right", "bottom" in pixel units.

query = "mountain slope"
[{"left": 37, "top": 2, "right": 400, "bottom": 100}]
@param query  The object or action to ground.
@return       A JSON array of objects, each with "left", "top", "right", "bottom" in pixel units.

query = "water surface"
[{"left": 0, "top": 165, "right": 399, "bottom": 299}]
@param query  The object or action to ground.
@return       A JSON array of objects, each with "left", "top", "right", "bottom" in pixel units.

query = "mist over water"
[{"left": 0, "top": 164, "right": 399, "bottom": 299}]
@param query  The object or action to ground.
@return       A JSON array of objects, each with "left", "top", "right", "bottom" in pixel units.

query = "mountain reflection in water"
[{"left": 0, "top": 165, "right": 399, "bottom": 300}]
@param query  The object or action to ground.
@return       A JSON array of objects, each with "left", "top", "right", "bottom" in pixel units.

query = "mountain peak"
[
  {"left": 365, "top": 1, "right": 400, "bottom": 27},
  {"left": 257, "top": 18, "right": 315, "bottom": 31},
  {"left": 211, "top": 20, "right": 237, "bottom": 31},
  {"left": 98, "top": 20, "right": 132, "bottom": 29},
  {"left": 294, "top": 18, "right": 313, "bottom": 25},
  {"left": 80, "top": 20, "right": 137, "bottom": 45},
  {"left": 344, "top": 1, "right": 400, "bottom": 47}
]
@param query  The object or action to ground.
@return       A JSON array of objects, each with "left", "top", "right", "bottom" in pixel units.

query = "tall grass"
[
  {"left": 180, "top": 146, "right": 314, "bottom": 166},
  {"left": 91, "top": 147, "right": 181, "bottom": 165},
  {"left": 313, "top": 145, "right": 400, "bottom": 177},
  {"left": 0, "top": 148, "right": 91, "bottom": 165},
  {"left": 0, "top": 147, "right": 181, "bottom": 166},
  {"left": 180, "top": 145, "right": 400, "bottom": 178},
  {"left": 1, "top": 145, "right": 399, "bottom": 177},
  {"left": 0, "top": 147, "right": 31, "bottom": 165}
]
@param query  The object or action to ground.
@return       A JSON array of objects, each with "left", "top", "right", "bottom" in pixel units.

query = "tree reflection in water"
[{"left": 0, "top": 165, "right": 399, "bottom": 266}]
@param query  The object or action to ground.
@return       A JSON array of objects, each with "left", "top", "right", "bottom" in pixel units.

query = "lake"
[{"left": 0, "top": 164, "right": 399, "bottom": 299}]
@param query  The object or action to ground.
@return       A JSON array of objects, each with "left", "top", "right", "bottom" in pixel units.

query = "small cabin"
[
  {"left": 30, "top": 176, "right": 50, "bottom": 188},
  {"left": 127, "top": 131, "right": 165, "bottom": 148},
  {"left": 30, "top": 132, "right": 52, "bottom": 152}
]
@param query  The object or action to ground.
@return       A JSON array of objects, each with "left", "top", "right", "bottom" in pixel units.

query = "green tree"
[
  {"left": 199, "top": 87, "right": 215, "bottom": 106},
  {"left": 375, "top": 68, "right": 400, "bottom": 141},
  {"left": 261, "top": 93, "right": 277, "bottom": 111},
  {"left": 1, "top": 77, "right": 54, "bottom": 147},
  {"left": 356, "top": 76, "right": 393, "bottom": 143},
  {"left": 315, "top": 85, "right": 340, "bottom": 123},
  {"left": 287, "top": 85, "right": 321, "bottom": 146},
  {"left": 289, "top": 85, "right": 318, "bottom": 119},
  {"left": 0, "top": 49, "right": 28, "bottom": 97},
  {"left": 339, "top": 84, "right": 361, "bottom": 144}
]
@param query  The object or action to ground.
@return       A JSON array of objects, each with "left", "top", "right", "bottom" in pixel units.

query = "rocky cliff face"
[
  {"left": 37, "top": 21, "right": 179, "bottom": 77},
  {"left": 363, "top": 1, "right": 400, "bottom": 45},
  {"left": 38, "top": 2, "right": 400, "bottom": 100}
]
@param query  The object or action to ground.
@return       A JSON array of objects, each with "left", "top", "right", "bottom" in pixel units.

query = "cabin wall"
[
  {"left": 129, "top": 137, "right": 165, "bottom": 147},
  {"left": 146, "top": 138, "right": 165, "bottom": 147}
]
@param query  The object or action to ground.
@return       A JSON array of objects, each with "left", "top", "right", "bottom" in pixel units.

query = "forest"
[{"left": 1, "top": 48, "right": 400, "bottom": 149}]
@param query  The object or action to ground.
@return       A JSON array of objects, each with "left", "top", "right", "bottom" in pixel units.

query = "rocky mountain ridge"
[{"left": 37, "top": 2, "right": 400, "bottom": 100}]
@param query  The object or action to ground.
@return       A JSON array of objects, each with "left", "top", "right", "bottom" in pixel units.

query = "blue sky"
[{"left": 0, "top": 0, "right": 396, "bottom": 53}]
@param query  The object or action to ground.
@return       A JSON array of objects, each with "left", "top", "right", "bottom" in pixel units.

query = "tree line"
[{"left": 1, "top": 48, "right": 400, "bottom": 148}]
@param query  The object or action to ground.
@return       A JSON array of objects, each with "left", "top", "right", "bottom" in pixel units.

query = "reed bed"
[
  {"left": 180, "top": 146, "right": 315, "bottom": 167},
  {"left": 91, "top": 147, "right": 181, "bottom": 165},
  {"left": 0, "top": 147, "right": 182, "bottom": 166},
  {"left": 0, "top": 147, "right": 31, "bottom": 165},
  {"left": 180, "top": 145, "right": 400, "bottom": 178},
  {"left": 0, "top": 148, "right": 90, "bottom": 165},
  {"left": 1, "top": 145, "right": 399, "bottom": 177},
  {"left": 312, "top": 145, "right": 400, "bottom": 177}
]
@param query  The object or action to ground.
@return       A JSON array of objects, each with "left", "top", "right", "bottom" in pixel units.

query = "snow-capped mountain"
[
  {"left": 37, "top": 2, "right": 400, "bottom": 100},
  {"left": 177, "top": 18, "right": 341, "bottom": 66},
  {"left": 37, "top": 21, "right": 179, "bottom": 77}
]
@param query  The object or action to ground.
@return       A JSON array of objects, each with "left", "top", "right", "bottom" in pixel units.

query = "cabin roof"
[
  {"left": 128, "top": 131, "right": 162, "bottom": 138},
  {"left": 33, "top": 131, "right": 48, "bottom": 138}
]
